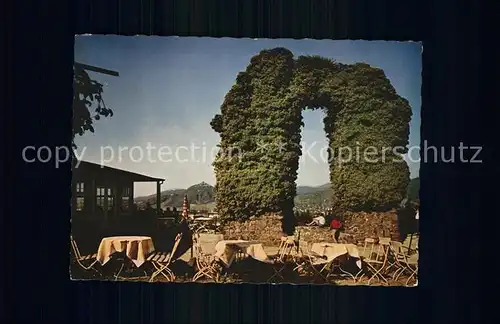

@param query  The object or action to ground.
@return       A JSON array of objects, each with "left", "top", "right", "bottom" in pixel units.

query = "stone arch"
[{"left": 211, "top": 48, "right": 412, "bottom": 234}]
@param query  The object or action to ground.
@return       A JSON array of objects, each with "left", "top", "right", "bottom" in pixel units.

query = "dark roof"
[
  {"left": 74, "top": 160, "right": 164, "bottom": 182},
  {"left": 74, "top": 62, "right": 119, "bottom": 77}
]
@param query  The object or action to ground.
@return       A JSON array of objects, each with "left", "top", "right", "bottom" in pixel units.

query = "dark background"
[{"left": 3, "top": 0, "right": 492, "bottom": 323}]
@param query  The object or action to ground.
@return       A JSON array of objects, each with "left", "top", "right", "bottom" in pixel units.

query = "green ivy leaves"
[{"left": 211, "top": 49, "right": 412, "bottom": 220}]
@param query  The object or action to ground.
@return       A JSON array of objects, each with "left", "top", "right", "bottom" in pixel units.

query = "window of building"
[
  {"left": 76, "top": 182, "right": 84, "bottom": 193},
  {"left": 96, "top": 187, "right": 105, "bottom": 209},
  {"left": 121, "top": 187, "right": 131, "bottom": 210},
  {"left": 76, "top": 197, "right": 84, "bottom": 211},
  {"left": 107, "top": 188, "right": 114, "bottom": 211},
  {"left": 74, "top": 182, "right": 85, "bottom": 212}
]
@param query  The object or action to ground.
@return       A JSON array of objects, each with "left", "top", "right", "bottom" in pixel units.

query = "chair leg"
[
  {"left": 385, "top": 260, "right": 399, "bottom": 275},
  {"left": 114, "top": 262, "right": 125, "bottom": 281},
  {"left": 82, "top": 259, "right": 98, "bottom": 271},
  {"left": 192, "top": 272, "right": 201, "bottom": 282},
  {"left": 193, "top": 266, "right": 216, "bottom": 282},
  {"left": 392, "top": 266, "right": 405, "bottom": 280},
  {"left": 267, "top": 264, "right": 286, "bottom": 282},
  {"left": 298, "top": 260, "right": 327, "bottom": 282},
  {"left": 322, "top": 262, "right": 337, "bottom": 282},
  {"left": 354, "top": 268, "right": 365, "bottom": 282},
  {"left": 150, "top": 262, "right": 171, "bottom": 282},
  {"left": 150, "top": 268, "right": 159, "bottom": 282},
  {"left": 405, "top": 266, "right": 418, "bottom": 286},
  {"left": 395, "top": 263, "right": 412, "bottom": 282},
  {"left": 267, "top": 270, "right": 282, "bottom": 282},
  {"left": 393, "top": 265, "right": 407, "bottom": 281},
  {"left": 158, "top": 267, "right": 174, "bottom": 281},
  {"left": 76, "top": 259, "right": 100, "bottom": 273},
  {"left": 367, "top": 264, "right": 388, "bottom": 285},
  {"left": 193, "top": 262, "right": 221, "bottom": 282},
  {"left": 312, "top": 264, "right": 329, "bottom": 282},
  {"left": 338, "top": 264, "right": 357, "bottom": 282}
]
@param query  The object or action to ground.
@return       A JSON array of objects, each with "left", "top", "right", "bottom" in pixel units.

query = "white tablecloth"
[
  {"left": 310, "top": 243, "right": 362, "bottom": 269},
  {"left": 214, "top": 240, "right": 272, "bottom": 267},
  {"left": 97, "top": 236, "right": 155, "bottom": 267}
]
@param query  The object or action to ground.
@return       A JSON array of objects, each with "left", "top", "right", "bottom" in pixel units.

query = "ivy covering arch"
[{"left": 211, "top": 48, "right": 412, "bottom": 234}]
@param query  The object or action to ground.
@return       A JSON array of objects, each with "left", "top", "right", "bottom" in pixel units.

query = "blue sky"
[{"left": 74, "top": 36, "right": 421, "bottom": 197}]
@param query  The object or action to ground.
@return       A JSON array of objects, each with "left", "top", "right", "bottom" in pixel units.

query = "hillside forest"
[{"left": 135, "top": 177, "right": 420, "bottom": 212}]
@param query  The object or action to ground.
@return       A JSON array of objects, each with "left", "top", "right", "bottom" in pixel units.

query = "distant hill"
[
  {"left": 296, "top": 183, "right": 331, "bottom": 195},
  {"left": 134, "top": 179, "right": 418, "bottom": 211},
  {"left": 135, "top": 182, "right": 215, "bottom": 210},
  {"left": 294, "top": 183, "right": 333, "bottom": 210}
]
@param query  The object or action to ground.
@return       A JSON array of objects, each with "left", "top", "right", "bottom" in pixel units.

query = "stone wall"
[
  {"left": 220, "top": 214, "right": 284, "bottom": 246},
  {"left": 342, "top": 209, "right": 400, "bottom": 244},
  {"left": 219, "top": 210, "right": 401, "bottom": 247}
]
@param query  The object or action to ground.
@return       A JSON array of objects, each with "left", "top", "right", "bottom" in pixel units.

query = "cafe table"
[{"left": 97, "top": 236, "right": 155, "bottom": 280}]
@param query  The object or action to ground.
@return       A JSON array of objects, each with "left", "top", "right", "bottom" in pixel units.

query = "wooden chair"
[
  {"left": 267, "top": 236, "right": 302, "bottom": 282},
  {"left": 148, "top": 233, "right": 183, "bottom": 282},
  {"left": 277, "top": 236, "right": 299, "bottom": 261},
  {"left": 390, "top": 241, "right": 418, "bottom": 286},
  {"left": 192, "top": 233, "right": 222, "bottom": 282},
  {"left": 386, "top": 241, "right": 406, "bottom": 279},
  {"left": 70, "top": 235, "right": 100, "bottom": 275},
  {"left": 356, "top": 238, "right": 389, "bottom": 284},
  {"left": 295, "top": 242, "right": 330, "bottom": 282},
  {"left": 302, "top": 242, "right": 361, "bottom": 283},
  {"left": 377, "top": 237, "right": 394, "bottom": 276},
  {"left": 404, "top": 257, "right": 418, "bottom": 286},
  {"left": 378, "top": 237, "right": 391, "bottom": 256}
]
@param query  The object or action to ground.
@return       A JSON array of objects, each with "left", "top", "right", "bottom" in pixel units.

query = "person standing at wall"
[{"left": 330, "top": 216, "right": 343, "bottom": 242}]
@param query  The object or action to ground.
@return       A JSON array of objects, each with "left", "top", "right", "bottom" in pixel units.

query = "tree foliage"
[
  {"left": 72, "top": 66, "right": 113, "bottom": 148},
  {"left": 211, "top": 48, "right": 412, "bottom": 227}
]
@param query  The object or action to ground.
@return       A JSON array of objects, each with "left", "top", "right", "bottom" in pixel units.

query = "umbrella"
[
  {"left": 182, "top": 195, "right": 190, "bottom": 219},
  {"left": 181, "top": 194, "right": 193, "bottom": 258}
]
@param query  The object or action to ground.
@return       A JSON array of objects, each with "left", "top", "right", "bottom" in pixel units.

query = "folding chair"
[
  {"left": 327, "top": 254, "right": 362, "bottom": 282},
  {"left": 295, "top": 242, "right": 330, "bottom": 282},
  {"left": 355, "top": 237, "right": 376, "bottom": 277},
  {"left": 390, "top": 241, "right": 418, "bottom": 285},
  {"left": 192, "top": 233, "right": 222, "bottom": 282},
  {"left": 70, "top": 235, "right": 100, "bottom": 275},
  {"left": 377, "top": 237, "right": 391, "bottom": 255},
  {"left": 267, "top": 236, "right": 299, "bottom": 282},
  {"left": 405, "top": 257, "right": 418, "bottom": 286},
  {"left": 386, "top": 241, "right": 405, "bottom": 279},
  {"left": 303, "top": 243, "right": 360, "bottom": 283},
  {"left": 148, "top": 233, "right": 183, "bottom": 282},
  {"left": 279, "top": 236, "right": 300, "bottom": 261},
  {"left": 377, "top": 238, "right": 395, "bottom": 276},
  {"left": 356, "top": 238, "right": 389, "bottom": 284}
]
